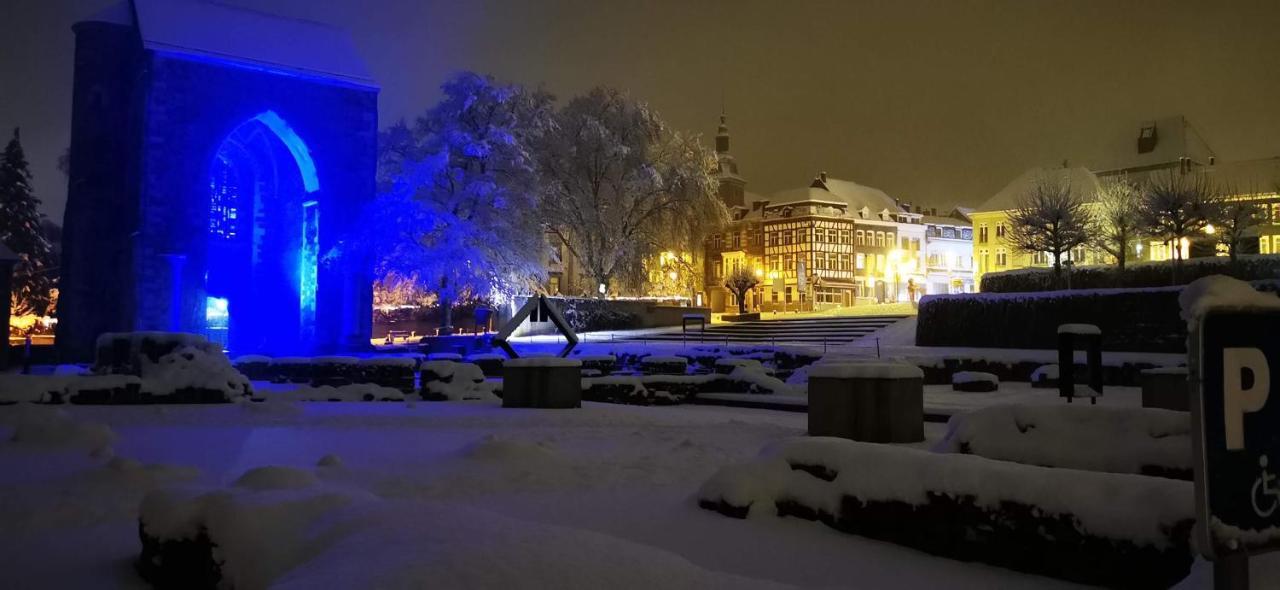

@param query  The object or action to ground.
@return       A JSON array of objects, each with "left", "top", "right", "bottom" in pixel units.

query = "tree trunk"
[
  {"left": 439, "top": 297, "right": 454, "bottom": 335},
  {"left": 737, "top": 289, "right": 748, "bottom": 315},
  {"left": 1116, "top": 244, "right": 1126, "bottom": 272},
  {"left": 1052, "top": 253, "right": 1063, "bottom": 289}
]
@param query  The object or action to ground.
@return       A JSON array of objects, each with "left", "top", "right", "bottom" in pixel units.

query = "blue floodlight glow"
[
  {"left": 300, "top": 200, "right": 319, "bottom": 341},
  {"left": 206, "top": 110, "right": 321, "bottom": 353},
  {"left": 252, "top": 111, "right": 320, "bottom": 193}
]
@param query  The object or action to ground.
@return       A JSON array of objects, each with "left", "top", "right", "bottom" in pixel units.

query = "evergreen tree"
[{"left": 0, "top": 128, "right": 56, "bottom": 318}]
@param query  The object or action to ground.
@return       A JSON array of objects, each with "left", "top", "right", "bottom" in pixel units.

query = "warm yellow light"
[
  {"left": 668, "top": 271, "right": 678, "bottom": 281},
  {"left": 754, "top": 268, "right": 764, "bottom": 277},
  {"left": 1204, "top": 224, "right": 1216, "bottom": 235}
]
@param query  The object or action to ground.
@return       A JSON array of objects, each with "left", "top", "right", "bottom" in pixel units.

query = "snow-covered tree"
[
  {"left": 364, "top": 73, "right": 553, "bottom": 333},
  {"left": 723, "top": 267, "right": 759, "bottom": 315},
  {"left": 1137, "top": 172, "right": 1215, "bottom": 282},
  {"left": 1207, "top": 186, "right": 1265, "bottom": 263},
  {"left": 1093, "top": 177, "right": 1142, "bottom": 271},
  {"left": 0, "top": 128, "right": 56, "bottom": 318},
  {"left": 1006, "top": 176, "right": 1094, "bottom": 285},
  {"left": 536, "top": 87, "right": 727, "bottom": 295}
]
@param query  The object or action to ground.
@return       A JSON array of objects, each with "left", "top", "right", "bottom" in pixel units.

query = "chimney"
[
  {"left": 819, "top": 171, "right": 828, "bottom": 183},
  {"left": 930, "top": 208, "right": 938, "bottom": 216}
]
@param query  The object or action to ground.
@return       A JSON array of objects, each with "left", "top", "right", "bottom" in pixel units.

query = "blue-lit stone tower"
[{"left": 58, "top": 0, "right": 378, "bottom": 360}]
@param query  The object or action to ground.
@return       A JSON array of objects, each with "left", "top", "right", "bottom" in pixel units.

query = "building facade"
[
  {"left": 922, "top": 209, "right": 976, "bottom": 294},
  {"left": 58, "top": 0, "right": 377, "bottom": 360},
  {"left": 702, "top": 119, "right": 952, "bottom": 312},
  {"left": 971, "top": 117, "right": 1280, "bottom": 289}
]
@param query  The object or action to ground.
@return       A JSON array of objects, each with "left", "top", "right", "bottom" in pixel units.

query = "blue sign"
[{"left": 1194, "top": 310, "right": 1280, "bottom": 557}]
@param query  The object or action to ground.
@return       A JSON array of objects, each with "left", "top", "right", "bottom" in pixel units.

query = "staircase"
[{"left": 623, "top": 315, "right": 908, "bottom": 346}]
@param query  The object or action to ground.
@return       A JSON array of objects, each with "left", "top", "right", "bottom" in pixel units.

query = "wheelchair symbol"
[{"left": 1252, "top": 455, "right": 1279, "bottom": 518}]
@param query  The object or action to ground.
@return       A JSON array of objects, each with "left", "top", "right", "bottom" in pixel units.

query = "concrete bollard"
[
  {"left": 502, "top": 357, "right": 582, "bottom": 409},
  {"left": 807, "top": 362, "right": 924, "bottom": 443}
]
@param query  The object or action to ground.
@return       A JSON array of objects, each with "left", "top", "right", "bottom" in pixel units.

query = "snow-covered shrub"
[
  {"left": 575, "top": 354, "right": 617, "bottom": 375},
  {"left": 356, "top": 357, "right": 416, "bottom": 392},
  {"left": 639, "top": 355, "right": 688, "bottom": 375},
  {"left": 714, "top": 358, "right": 769, "bottom": 375},
  {"left": 310, "top": 356, "right": 361, "bottom": 387},
  {"left": 698, "top": 436, "right": 1194, "bottom": 588},
  {"left": 231, "top": 355, "right": 273, "bottom": 380},
  {"left": 420, "top": 361, "right": 496, "bottom": 401},
  {"left": 270, "top": 357, "right": 314, "bottom": 383},
  {"left": 0, "top": 374, "right": 74, "bottom": 403},
  {"left": 916, "top": 287, "right": 1189, "bottom": 352},
  {"left": 950, "top": 371, "right": 998, "bottom": 392},
  {"left": 464, "top": 353, "right": 505, "bottom": 377},
  {"left": 582, "top": 376, "right": 675, "bottom": 406},
  {"left": 934, "top": 404, "right": 1191, "bottom": 479},
  {"left": 1030, "top": 364, "right": 1058, "bottom": 388},
  {"left": 253, "top": 383, "right": 406, "bottom": 403},
  {"left": 137, "top": 476, "right": 778, "bottom": 589},
  {"left": 93, "top": 332, "right": 251, "bottom": 402}
]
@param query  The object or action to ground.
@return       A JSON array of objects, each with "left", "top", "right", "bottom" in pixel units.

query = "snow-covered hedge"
[
  {"left": 92, "top": 332, "right": 250, "bottom": 402},
  {"left": 916, "top": 287, "right": 1190, "bottom": 352},
  {"left": 980, "top": 255, "right": 1280, "bottom": 293},
  {"left": 137, "top": 472, "right": 777, "bottom": 589},
  {"left": 934, "top": 405, "right": 1192, "bottom": 479},
  {"left": 950, "top": 371, "right": 998, "bottom": 392},
  {"left": 420, "top": 361, "right": 497, "bottom": 401},
  {"left": 698, "top": 437, "right": 1194, "bottom": 588}
]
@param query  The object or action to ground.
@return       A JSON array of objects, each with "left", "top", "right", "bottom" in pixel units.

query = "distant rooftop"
[
  {"left": 973, "top": 166, "right": 1101, "bottom": 213},
  {"left": 81, "top": 0, "right": 378, "bottom": 89}
]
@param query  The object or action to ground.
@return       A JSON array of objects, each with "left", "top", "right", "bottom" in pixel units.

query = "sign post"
[{"left": 1191, "top": 308, "right": 1280, "bottom": 589}]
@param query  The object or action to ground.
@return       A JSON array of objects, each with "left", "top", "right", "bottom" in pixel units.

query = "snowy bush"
[
  {"left": 639, "top": 355, "right": 688, "bottom": 375},
  {"left": 582, "top": 376, "right": 683, "bottom": 406},
  {"left": 420, "top": 361, "right": 496, "bottom": 401},
  {"left": 1030, "top": 364, "right": 1058, "bottom": 388},
  {"left": 93, "top": 332, "right": 251, "bottom": 402},
  {"left": 698, "top": 437, "right": 1194, "bottom": 588},
  {"left": 252, "top": 383, "right": 407, "bottom": 403},
  {"left": 916, "top": 287, "right": 1189, "bottom": 352},
  {"left": 934, "top": 404, "right": 1192, "bottom": 479}
]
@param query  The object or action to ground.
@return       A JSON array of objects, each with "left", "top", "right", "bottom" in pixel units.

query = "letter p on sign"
[{"left": 1224, "top": 347, "right": 1270, "bottom": 450}]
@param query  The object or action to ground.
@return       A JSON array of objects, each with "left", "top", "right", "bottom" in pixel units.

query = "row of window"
[
  {"left": 926, "top": 225, "right": 974, "bottom": 240},
  {"left": 976, "top": 223, "right": 1006, "bottom": 244}
]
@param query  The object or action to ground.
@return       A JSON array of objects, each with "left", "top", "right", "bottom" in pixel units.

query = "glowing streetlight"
[{"left": 1204, "top": 224, "right": 1216, "bottom": 235}]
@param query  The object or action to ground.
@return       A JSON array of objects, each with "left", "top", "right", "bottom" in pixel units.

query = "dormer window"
[{"left": 1138, "top": 122, "right": 1158, "bottom": 153}]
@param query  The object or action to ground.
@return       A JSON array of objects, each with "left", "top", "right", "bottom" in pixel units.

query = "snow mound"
[
  {"left": 316, "top": 454, "right": 343, "bottom": 468},
  {"left": 934, "top": 404, "right": 1191, "bottom": 477},
  {"left": 4, "top": 405, "right": 116, "bottom": 454},
  {"left": 233, "top": 466, "right": 320, "bottom": 491},
  {"left": 460, "top": 435, "right": 558, "bottom": 463},
  {"left": 1057, "top": 323, "right": 1101, "bottom": 335},
  {"left": 139, "top": 483, "right": 786, "bottom": 589},
  {"left": 1031, "top": 364, "right": 1058, "bottom": 382}
]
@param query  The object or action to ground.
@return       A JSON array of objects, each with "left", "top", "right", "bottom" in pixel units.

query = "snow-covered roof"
[
  {"left": 82, "top": 0, "right": 377, "bottom": 89},
  {"left": 973, "top": 166, "right": 1101, "bottom": 213},
  {"left": 922, "top": 214, "right": 970, "bottom": 228},
  {"left": 1202, "top": 157, "right": 1280, "bottom": 193},
  {"left": 766, "top": 176, "right": 900, "bottom": 214}
]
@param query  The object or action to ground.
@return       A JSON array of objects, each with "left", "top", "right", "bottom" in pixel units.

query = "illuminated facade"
[
  {"left": 702, "top": 118, "right": 935, "bottom": 312},
  {"left": 971, "top": 117, "right": 1280, "bottom": 288},
  {"left": 58, "top": 0, "right": 377, "bottom": 360}
]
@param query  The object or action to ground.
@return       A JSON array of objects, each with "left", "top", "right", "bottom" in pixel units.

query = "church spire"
[{"left": 715, "top": 113, "right": 730, "bottom": 154}]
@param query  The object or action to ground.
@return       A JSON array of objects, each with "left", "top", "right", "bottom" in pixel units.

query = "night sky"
[{"left": 3, "top": 0, "right": 1279, "bottom": 220}]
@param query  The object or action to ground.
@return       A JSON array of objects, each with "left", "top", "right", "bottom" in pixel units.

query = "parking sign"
[{"left": 1192, "top": 309, "right": 1280, "bottom": 558}]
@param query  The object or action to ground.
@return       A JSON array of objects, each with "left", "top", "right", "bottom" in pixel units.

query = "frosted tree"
[
  {"left": 1206, "top": 185, "right": 1265, "bottom": 263},
  {"left": 0, "top": 128, "right": 56, "bottom": 318},
  {"left": 1006, "top": 176, "right": 1094, "bottom": 286},
  {"left": 1093, "top": 177, "right": 1142, "bottom": 271},
  {"left": 365, "top": 73, "right": 553, "bottom": 333},
  {"left": 536, "top": 87, "right": 727, "bottom": 296},
  {"left": 723, "top": 266, "right": 759, "bottom": 315},
  {"left": 1137, "top": 172, "right": 1215, "bottom": 282}
]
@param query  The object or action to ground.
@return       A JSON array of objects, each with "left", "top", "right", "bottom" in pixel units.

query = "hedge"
[
  {"left": 699, "top": 438, "right": 1194, "bottom": 588},
  {"left": 916, "top": 286, "right": 1188, "bottom": 352},
  {"left": 981, "top": 254, "right": 1280, "bottom": 293}
]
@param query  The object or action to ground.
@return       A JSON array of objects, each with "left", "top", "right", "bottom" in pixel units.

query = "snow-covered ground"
[
  {"left": 0, "top": 399, "right": 1119, "bottom": 589},
  {"left": 2, "top": 397, "right": 1277, "bottom": 587}
]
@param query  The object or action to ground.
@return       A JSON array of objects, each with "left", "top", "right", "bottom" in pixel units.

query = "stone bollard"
[
  {"left": 807, "top": 362, "right": 924, "bottom": 443},
  {"left": 502, "top": 357, "right": 582, "bottom": 409},
  {"left": 1140, "top": 367, "right": 1189, "bottom": 412}
]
